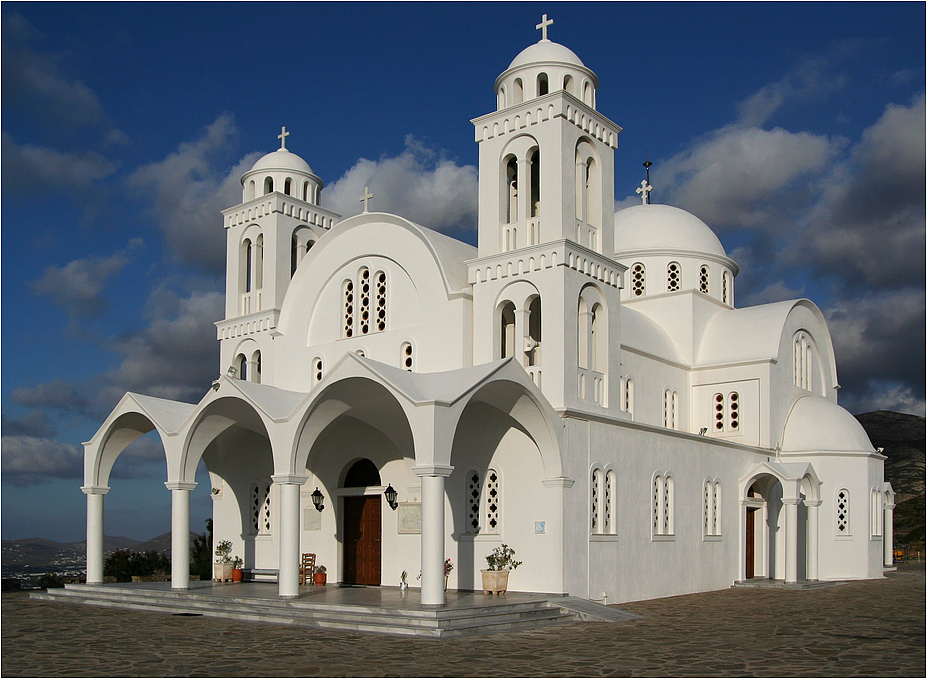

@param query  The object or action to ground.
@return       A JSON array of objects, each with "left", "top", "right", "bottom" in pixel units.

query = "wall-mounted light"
[
  {"left": 311, "top": 487, "right": 325, "bottom": 512},
  {"left": 227, "top": 366, "right": 238, "bottom": 378},
  {"left": 211, "top": 379, "right": 221, "bottom": 391},
  {"left": 384, "top": 484, "right": 398, "bottom": 510},
  {"left": 698, "top": 427, "right": 708, "bottom": 436}
]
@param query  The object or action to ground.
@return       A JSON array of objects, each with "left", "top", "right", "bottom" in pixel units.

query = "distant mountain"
[
  {"left": 856, "top": 410, "right": 926, "bottom": 547},
  {"left": 2, "top": 535, "right": 142, "bottom": 569}
]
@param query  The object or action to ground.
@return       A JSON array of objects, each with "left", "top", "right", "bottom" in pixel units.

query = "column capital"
[
  {"left": 271, "top": 474, "right": 309, "bottom": 486},
  {"left": 781, "top": 497, "right": 803, "bottom": 506},
  {"left": 543, "top": 477, "right": 575, "bottom": 488},
  {"left": 81, "top": 485, "right": 110, "bottom": 495},
  {"left": 412, "top": 465, "right": 454, "bottom": 478},
  {"left": 805, "top": 499, "right": 823, "bottom": 508},
  {"left": 165, "top": 481, "right": 198, "bottom": 492}
]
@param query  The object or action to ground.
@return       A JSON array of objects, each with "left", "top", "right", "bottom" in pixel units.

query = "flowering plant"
[
  {"left": 214, "top": 540, "right": 233, "bottom": 564},
  {"left": 444, "top": 558, "right": 454, "bottom": 576},
  {"left": 485, "top": 544, "right": 522, "bottom": 571}
]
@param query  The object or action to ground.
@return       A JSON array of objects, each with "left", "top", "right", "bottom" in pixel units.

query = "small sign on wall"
[
  {"left": 303, "top": 507, "right": 322, "bottom": 531},
  {"left": 535, "top": 521, "right": 546, "bottom": 534},
  {"left": 398, "top": 502, "right": 422, "bottom": 534}
]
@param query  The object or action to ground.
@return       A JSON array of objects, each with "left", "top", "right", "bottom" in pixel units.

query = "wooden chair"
[{"left": 299, "top": 553, "right": 316, "bottom": 585}]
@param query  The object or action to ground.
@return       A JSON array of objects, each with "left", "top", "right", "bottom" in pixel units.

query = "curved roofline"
[{"left": 614, "top": 248, "right": 740, "bottom": 276}]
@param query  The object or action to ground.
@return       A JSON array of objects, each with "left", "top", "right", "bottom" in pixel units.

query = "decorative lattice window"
[
  {"left": 729, "top": 392, "right": 739, "bottom": 430},
  {"left": 793, "top": 332, "right": 814, "bottom": 391},
  {"left": 359, "top": 268, "right": 371, "bottom": 335},
  {"left": 712, "top": 482, "right": 720, "bottom": 535},
  {"left": 251, "top": 481, "right": 272, "bottom": 535},
  {"left": 591, "top": 468, "right": 602, "bottom": 533},
  {"left": 663, "top": 476, "right": 673, "bottom": 534},
  {"left": 484, "top": 469, "right": 500, "bottom": 534},
  {"left": 343, "top": 280, "right": 355, "bottom": 337},
  {"left": 652, "top": 476, "right": 662, "bottom": 533},
  {"left": 652, "top": 473, "right": 673, "bottom": 536},
  {"left": 401, "top": 342, "right": 413, "bottom": 371},
  {"left": 836, "top": 489, "right": 849, "bottom": 535},
  {"left": 375, "top": 271, "right": 387, "bottom": 332},
  {"left": 722, "top": 270, "right": 731, "bottom": 305},
  {"left": 467, "top": 471, "right": 481, "bottom": 533},
  {"left": 870, "top": 489, "right": 883, "bottom": 537},
  {"left": 623, "top": 378, "right": 634, "bottom": 416},
  {"left": 703, "top": 480, "right": 721, "bottom": 537},
  {"left": 713, "top": 392, "right": 740, "bottom": 432},
  {"left": 699, "top": 265, "right": 710, "bottom": 294},
  {"left": 631, "top": 263, "right": 645, "bottom": 297},
  {"left": 663, "top": 389, "right": 677, "bottom": 429},
  {"left": 667, "top": 262, "right": 681, "bottom": 292},
  {"left": 605, "top": 470, "right": 616, "bottom": 534}
]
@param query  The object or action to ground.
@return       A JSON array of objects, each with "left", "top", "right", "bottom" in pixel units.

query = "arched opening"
[
  {"left": 500, "top": 301, "right": 516, "bottom": 359},
  {"left": 529, "top": 148, "right": 540, "bottom": 220},
  {"left": 247, "top": 180, "right": 255, "bottom": 201},
  {"left": 582, "top": 81, "right": 593, "bottom": 106},
  {"left": 263, "top": 176, "right": 273, "bottom": 194},
  {"left": 563, "top": 74, "right": 575, "bottom": 95},
  {"left": 236, "top": 353, "right": 248, "bottom": 381},
  {"left": 284, "top": 178, "right": 292, "bottom": 196},
  {"left": 513, "top": 78, "right": 524, "bottom": 104},
  {"left": 242, "top": 239, "right": 253, "bottom": 295},
  {"left": 526, "top": 295, "right": 541, "bottom": 366},
  {"left": 251, "top": 350, "right": 261, "bottom": 384},
  {"left": 497, "top": 86, "right": 506, "bottom": 109},
  {"left": 537, "top": 72, "right": 549, "bottom": 96},
  {"left": 302, "top": 181, "right": 309, "bottom": 201},
  {"left": 343, "top": 458, "right": 381, "bottom": 487},
  {"left": 254, "top": 234, "right": 264, "bottom": 291},
  {"left": 505, "top": 157, "right": 518, "bottom": 224}
]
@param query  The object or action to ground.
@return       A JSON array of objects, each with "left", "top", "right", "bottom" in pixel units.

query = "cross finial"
[
  {"left": 278, "top": 126, "right": 290, "bottom": 150},
  {"left": 536, "top": 14, "right": 553, "bottom": 41},
  {"left": 360, "top": 186, "right": 374, "bottom": 213},
  {"left": 636, "top": 179, "right": 653, "bottom": 205}
]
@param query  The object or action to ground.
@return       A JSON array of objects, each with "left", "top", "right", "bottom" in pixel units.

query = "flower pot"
[
  {"left": 213, "top": 563, "right": 233, "bottom": 582},
  {"left": 313, "top": 572, "right": 327, "bottom": 585},
  {"left": 481, "top": 569, "right": 509, "bottom": 595},
  {"left": 231, "top": 568, "right": 243, "bottom": 582}
]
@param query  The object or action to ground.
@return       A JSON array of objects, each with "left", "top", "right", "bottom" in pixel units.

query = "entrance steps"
[
  {"left": 31, "top": 583, "right": 609, "bottom": 637},
  {"left": 733, "top": 578, "right": 838, "bottom": 590}
]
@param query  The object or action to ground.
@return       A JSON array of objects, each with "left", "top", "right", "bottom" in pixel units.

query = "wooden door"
[
  {"left": 745, "top": 508, "right": 755, "bottom": 579},
  {"left": 343, "top": 496, "right": 381, "bottom": 585}
]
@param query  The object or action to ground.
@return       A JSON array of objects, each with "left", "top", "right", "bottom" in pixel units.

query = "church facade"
[{"left": 82, "top": 19, "right": 894, "bottom": 606}]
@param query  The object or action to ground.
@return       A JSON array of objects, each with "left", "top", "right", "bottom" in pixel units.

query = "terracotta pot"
[
  {"left": 313, "top": 572, "right": 327, "bottom": 585},
  {"left": 231, "top": 568, "right": 243, "bottom": 582},
  {"left": 481, "top": 569, "right": 509, "bottom": 595}
]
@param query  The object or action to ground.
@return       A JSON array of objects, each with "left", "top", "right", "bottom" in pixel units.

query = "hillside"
[
  {"left": 856, "top": 410, "right": 926, "bottom": 547},
  {"left": 0, "top": 533, "right": 194, "bottom": 571}
]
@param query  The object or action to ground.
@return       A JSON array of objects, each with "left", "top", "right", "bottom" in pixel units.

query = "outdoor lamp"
[
  {"left": 311, "top": 487, "right": 325, "bottom": 512},
  {"left": 384, "top": 484, "right": 398, "bottom": 510},
  {"left": 227, "top": 366, "right": 238, "bottom": 378}
]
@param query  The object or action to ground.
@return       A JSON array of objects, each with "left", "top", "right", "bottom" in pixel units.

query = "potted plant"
[
  {"left": 313, "top": 565, "right": 327, "bottom": 586},
  {"left": 444, "top": 557, "right": 454, "bottom": 591},
  {"left": 231, "top": 556, "right": 243, "bottom": 582},
  {"left": 481, "top": 544, "right": 521, "bottom": 595},
  {"left": 213, "top": 540, "right": 234, "bottom": 582}
]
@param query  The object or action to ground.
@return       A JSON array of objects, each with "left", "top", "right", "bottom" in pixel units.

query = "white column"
[
  {"left": 806, "top": 500, "right": 820, "bottom": 581},
  {"left": 884, "top": 502, "right": 895, "bottom": 567},
  {"left": 413, "top": 465, "right": 454, "bottom": 607},
  {"left": 738, "top": 501, "right": 748, "bottom": 582},
  {"left": 81, "top": 486, "right": 109, "bottom": 584},
  {"left": 273, "top": 474, "right": 308, "bottom": 598},
  {"left": 783, "top": 498, "right": 800, "bottom": 584},
  {"left": 166, "top": 482, "right": 197, "bottom": 590}
]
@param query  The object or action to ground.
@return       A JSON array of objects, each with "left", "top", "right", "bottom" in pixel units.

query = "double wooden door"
[{"left": 343, "top": 495, "right": 381, "bottom": 585}]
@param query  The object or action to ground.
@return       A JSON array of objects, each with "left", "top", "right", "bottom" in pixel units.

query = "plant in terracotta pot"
[
  {"left": 481, "top": 544, "right": 521, "bottom": 595},
  {"left": 213, "top": 540, "right": 234, "bottom": 582},
  {"left": 313, "top": 565, "right": 327, "bottom": 586},
  {"left": 230, "top": 556, "right": 243, "bottom": 582}
]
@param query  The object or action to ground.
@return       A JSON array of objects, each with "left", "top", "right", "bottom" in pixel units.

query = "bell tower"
[{"left": 467, "top": 17, "right": 626, "bottom": 413}]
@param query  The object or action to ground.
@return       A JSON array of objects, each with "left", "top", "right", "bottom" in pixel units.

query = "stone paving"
[{"left": 2, "top": 563, "right": 924, "bottom": 677}]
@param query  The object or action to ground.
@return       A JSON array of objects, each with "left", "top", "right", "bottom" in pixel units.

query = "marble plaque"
[
  {"left": 303, "top": 507, "right": 322, "bottom": 531},
  {"left": 398, "top": 502, "right": 422, "bottom": 534}
]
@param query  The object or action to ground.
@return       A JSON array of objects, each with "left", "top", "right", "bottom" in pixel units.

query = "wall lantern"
[
  {"left": 311, "top": 487, "right": 325, "bottom": 512},
  {"left": 384, "top": 484, "right": 398, "bottom": 510},
  {"left": 227, "top": 366, "right": 238, "bottom": 378}
]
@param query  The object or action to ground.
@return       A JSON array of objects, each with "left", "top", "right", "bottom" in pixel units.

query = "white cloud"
[
  {"left": 1, "top": 435, "right": 83, "bottom": 485},
  {"left": 128, "top": 114, "right": 259, "bottom": 273},
  {"left": 10, "top": 378, "right": 91, "bottom": 415},
  {"left": 1, "top": 133, "right": 117, "bottom": 192},
  {"left": 325, "top": 136, "right": 478, "bottom": 234}
]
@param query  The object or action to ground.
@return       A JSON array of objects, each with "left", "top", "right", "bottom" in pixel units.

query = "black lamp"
[
  {"left": 311, "top": 487, "right": 325, "bottom": 512},
  {"left": 384, "top": 484, "right": 398, "bottom": 510}
]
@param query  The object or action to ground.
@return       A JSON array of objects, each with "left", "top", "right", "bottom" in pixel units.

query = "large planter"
[
  {"left": 213, "top": 563, "right": 233, "bottom": 582},
  {"left": 481, "top": 569, "right": 509, "bottom": 595}
]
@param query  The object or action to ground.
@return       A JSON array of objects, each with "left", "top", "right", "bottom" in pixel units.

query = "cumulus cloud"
[
  {"left": 325, "top": 135, "right": 478, "bottom": 235},
  {"left": 128, "top": 113, "right": 259, "bottom": 273},
  {"left": 1, "top": 435, "right": 83, "bottom": 485},
  {"left": 1, "top": 133, "right": 117, "bottom": 193},
  {"left": 30, "top": 240, "right": 141, "bottom": 318},
  {"left": 10, "top": 378, "right": 92, "bottom": 416},
  {"left": 1, "top": 411, "right": 56, "bottom": 438}
]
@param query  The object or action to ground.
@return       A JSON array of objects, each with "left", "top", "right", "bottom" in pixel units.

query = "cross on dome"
[
  {"left": 536, "top": 14, "right": 553, "bottom": 41},
  {"left": 360, "top": 186, "right": 374, "bottom": 212},
  {"left": 636, "top": 179, "right": 653, "bottom": 205},
  {"left": 277, "top": 126, "right": 290, "bottom": 150}
]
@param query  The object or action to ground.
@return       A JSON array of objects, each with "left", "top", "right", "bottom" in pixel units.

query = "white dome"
[
  {"left": 780, "top": 397, "right": 874, "bottom": 453},
  {"left": 507, "top": 40, "right": 586, "bottom": 70},
  {"left": 249, "top": 148, "right": 314, "bottom": 176},
  {"left": 615, "top": 204, "right": 727, "bottom": 258}
]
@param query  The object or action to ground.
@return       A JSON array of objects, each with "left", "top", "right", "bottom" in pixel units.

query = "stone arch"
[{"left": 86, "top": 410, "right": 164, "bottom": 489}]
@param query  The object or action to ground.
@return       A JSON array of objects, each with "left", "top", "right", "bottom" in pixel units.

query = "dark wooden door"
[
  {"left": 343, "top": 496, "right": 381, "bottom": 585},
  {"left": 745, "top": 508, "right": 755, "bottom": 579}
]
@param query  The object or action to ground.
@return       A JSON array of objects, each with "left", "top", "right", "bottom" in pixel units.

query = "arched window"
[
  {"left": 284, "top": 178, "right": 292, "bottom": 196},
  {"left": 667, "top": 262, "right": 681, "bottom": 292},
  {"left": 254, "top": 235, "right": 264, "bottom": 291},
  {"left": 247, "top": 180, "right": 255, "bottom": 200},
  {"left": 344, "top": 458, "right": 381, "bottom": 487},
  {"left": 264, "top": 176, "right": 273, "bottom": 194},
  {"left": 466, "top": 470, "right": 482, "bottom": 533},
  {"left": 358, "top": 267, "right": 371, "bottom": 335},
  {"left": 870, "top": 488, "right": 883, "bottom": 537},
  {"left": 251, "top": 350, "right": 261, "bottom": 384},
  {"left": 722, "top": 270, "right": 732, "bottom": 305},
  {"left": 793, "top": 332, "right": 814, "bottom": 391},
  {"left": 514, "top": 78, "right": 524, "bottom": 104},
  {"left": 563, "top": 74, "right": 575, "bottom": 95},
  {"left": 464, "top": 468, "right": 501, "bottom": 535},
  {"left": 606, "top": 470, "right": 617, "bottom": 534},
  {"left": 236, "top": 353, "right": 248, "bottom": 381},
  {"left": 582, "top": 81, "right": 592, "bottom": 106},
  {"left": 652, "top": 472, "right": 674, "bottom": 537},
  {"left": 505, "top": 157, "right": 518, "bottom": 225},
  {"left": 664, "top": 389, "right": 678, "bottom": 429},
  {"left": 529, "top": 148, "right": 540, "bottom": 220},
  {"left": 497, "top": 86, "right": 506, "bottom": 110},
  {"left": 343, "top": 279, "right": 355, "bottom": 338},
  {"left": 526, "top": 295, "right": 541, "bottom": 366},
  {"left": 591, "top": 468, "right": 602, "bottom": 533},
  {"left": 400, "top": 342, "right": 413, "bottom": 371},
  {"left": 713, "top": 392, "right": 740, "bottom": 432},
  {"left": 302, "top": 181, "right": 309, "bottom": 202},
  {"left": 699, "top": 265, "right": 710, "bottom": 294},
  {"left": 244, "top": 240, "right": 253, "bottom": 293},
  {"left": 589, "top": 302, "right": 603, "bottom": 372},
  {"left": 291, "top": 235, "right": 299, "bottom": 277},
  {"left": 630, "top": 263, "right": 645, "bottom": 297},
  {"left": 374, "top": 270, "right": 387, "bottom": 332},
  {"left": 703, "top": 480, "right": 722, "bottom": 537},
  {"left": 836, "top": 489, "right": 850, "bottom": 535},
  {"left": 622, "top": 377, "right": 634, "bottom": 417},
  {"left": 500, "top": 301, "right": 516, "bottom": 359},
  {"left": 312, "top": 357, "right": 323, "bottom": 386},
  {"left": 537, "top": 72, "right": 549, "bottom": 96}
]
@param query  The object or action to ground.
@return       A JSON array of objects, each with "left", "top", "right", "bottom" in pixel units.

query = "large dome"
[
  {"left": 249, "top": 148, "right": 314, "bottom": 175},
  {"left": 781, "top": 397, "right": 874, "bottom": 454},
  {"left": 507, "top": 40, "right": 586, "bottom": 70},
  {"left": 615, "top": 204, "right": 727, "bottom": 258}
]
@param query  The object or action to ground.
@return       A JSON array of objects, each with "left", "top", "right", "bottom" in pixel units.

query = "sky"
[{"left": 2, "top": 2, "right": 924, "bottom": 543}]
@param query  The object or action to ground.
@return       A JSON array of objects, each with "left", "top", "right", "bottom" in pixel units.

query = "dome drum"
[
  {"left": 241, "top": 148, "right": 323, "bottom": 205},
  {"left": 495, "top": 41, "right": 598, "bottom": 111}
]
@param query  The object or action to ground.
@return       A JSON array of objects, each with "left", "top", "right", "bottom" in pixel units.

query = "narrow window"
[
  {"left": 537, "top": 73, "right": 549, "bottom": 96},
  {"left": 713, "top": 392, "right": 740, "bottom": 432},
  {"left": 722, "top": 270, "right": 731, "bottom": 305},
  {"left": 500, "top": 302, "right": 516, "bottom": 358},
  {"left": 248, "top": 180, "right": 255, "bottom": 200},
  {"left": 254, "top": 235, "right": 264, "bottom": 291},
  {"left": 563, "top": 74, "right": 575, "bottom": 95},
  {"left": 703, "top": 480, "right": 722, "bottom": 537},
  {"left": 264, "top": 176, "right": 274, "bottom": 194},
  {"left": 623, "top": 377, "right": 634, "bottom": 417},
  {"left": 291, "top": 235, "right": 299, "bottom": 277},
  {"left": 252, "top": 350, "right": 261, "bottom": 384},
  {"left": 484, "top": 469, "right": 500, "bottom": 534},
  {"left": 699, "top": 265, "right": 710, "bottom": 294},
  {"left": 871, "top": 489, "right": 883, "bottom": 537},
  {"left": 343, "top": 279, "right": 355, "bottom": 337},
  {"left": 591, "top": 468, "right": 601, "bottom": 533},
  {"left": 529, "top": 149, "right": 540, "bottom": 220},
  {"left": 237, "top": 353, "right": 248, "bottom": 382},
  {"left": 606, "top": 470, "right": 617, "bottom": 534},
  {"left": 577, "top": 297, "right": 589, "bottom": 369},
  {"left": 589, "top": 303, "right": 602, "bottom": 372},
  {"left": 514, "top": 78, "right": 524, "bottom": 104},
  {"left": 312, "top": 357, "right": 323, "bottom": 385},
  {"left": 663, "top": 476, "right": 674, "bottom": 535},
  {"left": 375, "top": 271, "right": 387, "bottom": 332},
  {"left": 631, "top": 263, "right": 645, "bottom": 297},
  {"left": 467, "top": 470, "right": 482, "bottom": 533},
  {"left": 836, "top": 489, "right": 850, "bottom": 535},
  {"left": 667, "top": 262, "right": 681, "bottom": 292},
  {"left": 251, "top": 480, "right": 272, "bottom": 535},
  {"left": 401, "top": 342, "right": 413, "bottom": 371},
  {"left": 526, "top": 296, "right": 541, "bottom": 366},
  {"left": 358, "top": 268, "right": 371, "bottom": 335},
  {"left": 284, "top": 178, "right": 292, "bottom": 195},
  {"left": 652, "top": 475, "right": 664, "bottom": 535},
  {"left": 245, "top": 241, "right": 253, "bottom": 293},
  {"left": 505, "top": 158, "right": 518, "bottom": 224},
  {"left": 302, "top": 181, "right": 309, "bottom": 202}
]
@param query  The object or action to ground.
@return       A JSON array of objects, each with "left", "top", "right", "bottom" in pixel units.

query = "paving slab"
[{"left": 2, "top": 563, "right": 924, "bottom": 677}]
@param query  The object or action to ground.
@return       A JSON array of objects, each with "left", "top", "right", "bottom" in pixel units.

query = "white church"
[{"left": 82, "top": 17, "right": 894, "bottom": 607}]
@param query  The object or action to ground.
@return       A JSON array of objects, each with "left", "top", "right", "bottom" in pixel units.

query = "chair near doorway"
[{"left": 299, "top": 553, "right": 316, "bottom": 585}]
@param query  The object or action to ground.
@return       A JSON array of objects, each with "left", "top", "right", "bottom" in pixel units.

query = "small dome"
[
  {"left": 249, "top": 148, "right": 314, "bottom": 176},
  {"left": 781, "top": 397, "right": 874, "bottom": 454},
  {"left": 507, "top": 40, "right": 586, "bottom": 70},
  {"left": 615, "top": 204, "right": 727, "bottom": 258}
]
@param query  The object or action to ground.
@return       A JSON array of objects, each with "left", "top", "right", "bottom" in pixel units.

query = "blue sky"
[{"left": 2, "top": 2, "right": 924, "bottom": 542}]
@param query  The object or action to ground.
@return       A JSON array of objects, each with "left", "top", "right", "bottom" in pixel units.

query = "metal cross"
[
  {"left": 278, "top": 126, "right": 290, "bottom": 150},
  {"left": 636, "top": 179, "right": 653, "bottom": 205},
  {"left": 536, "top": 14, "right": 553, "bottom": 40},
  {"left": 360, "top": 186, "right": 374, "bottom": 212}
]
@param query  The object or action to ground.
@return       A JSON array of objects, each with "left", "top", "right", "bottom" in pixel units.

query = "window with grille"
[
  {"left": 699, "top": 265, "right": 710, "bottom": 294},
  {"left": 401, "top": 342, "right": 413, "bottom": 371},
  {"left": 652, "top": 473, "right": 674, "bottom": 537},
  {"left": 312, "top": 357, "right": 323, "bottom": 385},
  {"left": 467, "top": 471, "right": 481, "bottom": 533},
  {"left": 836, "top": 489, "right": 849, "bottom": 535},
  {"left": 703, "top": 480, "right": 722, "bottom": 537},
  {"left": 667, "top": 262, "right": 681, "bottom": 292},
  {"left": 343, "top": 267, "right": 387, "bottom": 337},
  {"left": 631, "top": 263, "right": 645, "bottom": 297},
  {"left": 250, "top": 480, "right": 272, "bottom": 535},
  {"left": 484, "top": 470, "right": 500, "bottom": 533},
  {"left": 465, "top": 469, "right": 501, "bottom": 535},
  {"left": 713, "top": 392, "right": 740, "bottom": 433}
]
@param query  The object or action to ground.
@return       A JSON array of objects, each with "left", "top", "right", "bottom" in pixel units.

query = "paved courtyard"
[{"left": 2, "top": 563, "right": 924, "bottom": 677}]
